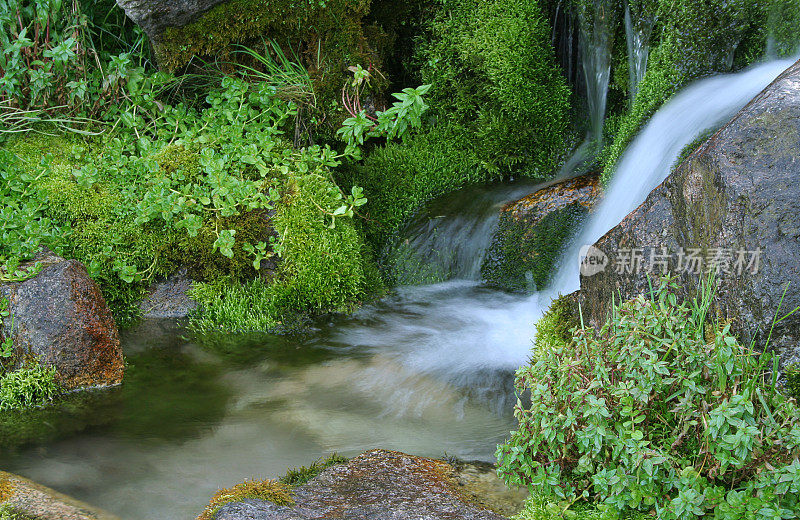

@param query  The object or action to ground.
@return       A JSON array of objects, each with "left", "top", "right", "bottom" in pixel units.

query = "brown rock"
[
  {"left": 482, "top": 173, "right": 602, "bottom": 291},
  {"left": 0, "top": 253, "right": 123, "bottom": 390}
]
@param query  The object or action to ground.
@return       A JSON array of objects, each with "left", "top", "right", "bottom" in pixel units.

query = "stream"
[{"left": 0, "top": 56, "right": 794, "bottom": 520}]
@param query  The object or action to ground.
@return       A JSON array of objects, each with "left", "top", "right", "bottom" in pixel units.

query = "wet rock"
[
  {"left": 214, "top": 450, "right": 510, "bottom": 520},
  {"left": 0, "top": 471, "right": 121, "bottom": 520},
  {"left": 482, "top": 173, "right": 601, "bottom": 292},
  {"left": 579, "top": 59, "right": 800, "bottom": 365},
  {"left": 0, "top": 252, "right": 124, "bottom": 390},
  {"left": 139, "top": 268, "right": 197, "bottom": 320},
  {"left": 116, "top": 0, "right": 227, "bottom": 42}
]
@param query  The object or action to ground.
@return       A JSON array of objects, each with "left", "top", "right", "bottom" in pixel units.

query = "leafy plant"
[
  {"left": 497, "top": 277, "right": 800, "bottom": 518},
  {"left": 337, "top": 77, "right": 431, "bottom": 150}
]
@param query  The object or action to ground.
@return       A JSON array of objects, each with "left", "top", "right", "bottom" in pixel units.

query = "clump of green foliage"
[
  {"left": 0, "top": 364, "right": 61, "bottom": 412},
  {"left": 418, "top": 0, "right": 572, "bottom": 177},
  {"left": 197, "top": 478, "right": 294, "bottom": 520},
  {"left": 498, "top": 277, "right": 800, "bottom": 518},
  {"left": 338, "top": 123, "right": 487, "bottom": 254},
  {"left": 0, "top": 0, "right": 152, "bottom": 131},
  {"left": 280, "top": 453, "right": 349, "bottom": 486}
]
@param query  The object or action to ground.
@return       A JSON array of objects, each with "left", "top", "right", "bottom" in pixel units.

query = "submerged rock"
[
  {"left": 482, "top": 173, "right": 601, "bottom": 292},
  {"left": 0, "top": 252, "right": 124, "bottom": 390},
  {"left": 0, "top": 471, "right": 120, "bottom": 520},
  {"left": 580, "top": 59, "right": 800, "bottom": 364},
  {"left": 213, "top": 450, "right": 511, "bottom": 520}
]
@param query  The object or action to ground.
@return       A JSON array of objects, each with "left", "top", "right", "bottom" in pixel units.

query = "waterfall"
[
  {"left": 579, "top": 0, "right": 614, "bottom": 143},
  {"left": 624, "top": 3, "right": 653, "bottom": 103},
  {"left": 558, "top": 0, "right": 616, "bottom": 177},
  {"left": 548, "top": 57, "right": 797, "bottom": 295}
]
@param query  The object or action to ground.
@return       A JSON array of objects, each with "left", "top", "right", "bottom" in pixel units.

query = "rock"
[
  {"left": 0, "top": 252, "right": 124, "bottom": 390},
  {"left": 138, "top": 268, "right": 197, "bottom": 320},
  {"left": 482, "top": 173, "right": 601, "bottom": 292},
  {"left": 116, "top": 0, "right": 227, "bottom": 42},
  {"left": 213, "top": 450, "right": 511, "bottom": 520},
  {"left": 579, "top": 59, "right": 800, "bottom": 365},
  {"left": 0, "top": 471, "right": 121, "bottom": 520}
]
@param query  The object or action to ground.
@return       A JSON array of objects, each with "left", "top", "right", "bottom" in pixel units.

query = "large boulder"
[
  {"left": 579, "top": 59, "right": 800, "bottom": 365},
  {"left": 0, "top": 252, "right": 124, "bottom": 390},
  {"left": 212, "top": 450, "right": 512, "bottom": 520},
  {"left": 482, "top": 173, "right": 601, "bottom": 292},
  {"left": 115, "top": 0, "right": 227, "bottom": 42},
  {"left": 0, "top": 471, "right": 121, "bottom": 520}
]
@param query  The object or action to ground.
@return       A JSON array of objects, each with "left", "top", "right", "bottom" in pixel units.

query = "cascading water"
[
  {"left": 559, "top": 0, "right": 616, "bottom": 176},
  {"left": 624, "top": 2, "right": 654, "bottom": 102},
  {"left": 549, "top": 56, "right": 797, "bottom": 295},
  {"left": 579, "top": 0, "right": 614, "bottom": 143}
]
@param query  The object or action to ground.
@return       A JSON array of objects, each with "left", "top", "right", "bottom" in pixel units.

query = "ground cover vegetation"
[{"left": 498, "top": 278, "right": 800, "bottom": 519}]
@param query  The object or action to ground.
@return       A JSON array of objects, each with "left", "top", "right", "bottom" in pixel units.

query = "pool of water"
[{"left": 0, "top": 281, "right": 537, "bottom": 520}]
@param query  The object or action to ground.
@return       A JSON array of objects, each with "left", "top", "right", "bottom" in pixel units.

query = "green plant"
[
  {"left": 497, "top": 277, "right": 800, "bottom": 518},
  {"left": 0, "top": 297, "right": 14, "bottom": 371},
  {"left": 0, "top": 363, "right": 62, "bottom": 411},
  {"left": 280, "top": 453, "right": 348, "bottom": 485},
  {"left": 337, "top": 69, "right": 432, "bottom": 151}
]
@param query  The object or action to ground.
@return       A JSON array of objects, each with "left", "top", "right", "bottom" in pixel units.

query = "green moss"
[
  {"left": 417, "top": 0, "right": 572, "bottom": 176},
  {"left": 482, "top": 204, "right": 589, "bottom": 293},
  {"left": 190, "top": 170, "right": 381, "bottom": 333},
  {"left": 0, "top": 504, "right": 31, "bottom": 520},
  {"left": 0, "top": 363, "right": 62, "bottom": 412},
  {"left": 280, "top": 453, "right": 349, "bottom": 485},
  {"left": 337, "top": 123, "right": 489, "bottom": 255},
  {"left": 198, "top": 479, "right": 294, "bottom": 520},
  {"left": 535, "top": 294, "right": 580, "bottom": 350},
  {"left": 786, "top": 363, "right": 800, "bottom": 399}
]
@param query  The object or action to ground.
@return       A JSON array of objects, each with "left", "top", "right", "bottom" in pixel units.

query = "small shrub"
[
  {"left": 0, "top": 364, "right": 62, "bottom": 412},
  {"left": 498, "top": 277, "right": 800, "bottom": 518},
  {"left": 197, "top": 479, "right": 294, "bottom": 520}
]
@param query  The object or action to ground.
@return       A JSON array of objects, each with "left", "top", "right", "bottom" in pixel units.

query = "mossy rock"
[{"left": 482, "top": 173, "right": 601, "bottom": 293}]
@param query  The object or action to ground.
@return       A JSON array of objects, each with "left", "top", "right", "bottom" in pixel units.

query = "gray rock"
[
  {"left": 0, "top": 471, "right": 121, "bottom": 520},
  {"left": 579, "top": 59, "right": 800, "bottom": 365},
  {"left": 0, "top": 252, "right": 124, "bottom": 390},
  {"left": 116, "top": 0, "right": 227, "bottom": 41},
  {"left": 214, "top": 450, "right": 510, "bottom": 520},
  {"left": 138, "top": 268, "right": 197, "bottom": 319}
]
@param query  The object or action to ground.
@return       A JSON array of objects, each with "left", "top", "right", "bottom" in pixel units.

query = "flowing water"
[
  {"left": 0, "top": 58, "right": 794, "bottom": 520},
  {"left": 624, "top": 4, "right": 653, "bottom": 102}
]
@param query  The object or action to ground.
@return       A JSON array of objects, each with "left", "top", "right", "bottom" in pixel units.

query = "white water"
[
  {"left": 624, "top": 4, "right": 652, "bottom": 102},
  {"left": 377, "top": 56, "right": 796, "bottom": 392},
  {"left": 550, "top": 57, "right": 796, "bottom": 294}
]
